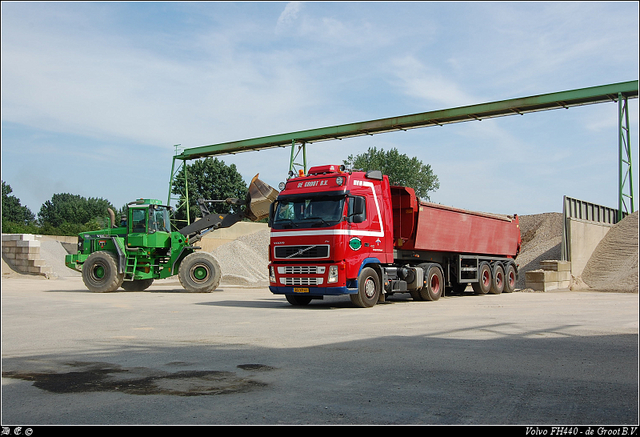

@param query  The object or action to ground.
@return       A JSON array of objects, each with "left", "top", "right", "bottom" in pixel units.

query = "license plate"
[{"left": 293, "top": 287, "right": 309, "bottom": 293}]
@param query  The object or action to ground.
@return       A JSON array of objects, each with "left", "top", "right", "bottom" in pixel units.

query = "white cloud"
[{"left": 276, "top": 2, "right": 302, "bottom": 33}]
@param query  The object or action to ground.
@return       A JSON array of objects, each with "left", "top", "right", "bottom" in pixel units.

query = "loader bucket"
[{"left": 245, "top": 174, "right": 279, "bottom": 221}]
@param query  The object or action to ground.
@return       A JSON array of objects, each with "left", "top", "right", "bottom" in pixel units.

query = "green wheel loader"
[{"left": 65, "top": 175, "right": 277, "bottom": 293}]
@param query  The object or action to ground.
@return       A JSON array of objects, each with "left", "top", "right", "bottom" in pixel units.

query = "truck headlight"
[
  {"left": 327, "top": 265, "right": 339, "bottom": 283},
  {"left": 269, "top": 266, "right": 276, "bottom": 283}
]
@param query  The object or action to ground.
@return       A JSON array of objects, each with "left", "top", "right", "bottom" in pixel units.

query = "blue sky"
[{"left": 1, "top": 2, "right": 638, "bottom": 218}]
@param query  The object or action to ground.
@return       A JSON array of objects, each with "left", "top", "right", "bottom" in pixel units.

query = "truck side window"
[{"left": 348, "top": 196, "right": 366, "bottom": 223}]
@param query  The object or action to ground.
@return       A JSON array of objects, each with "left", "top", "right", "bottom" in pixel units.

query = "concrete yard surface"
[{"left": 1, "top": 276, "right": 638, "bottom": 425}]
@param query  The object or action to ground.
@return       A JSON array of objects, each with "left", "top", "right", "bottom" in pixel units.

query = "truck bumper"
[{"left": 269, "top": 285, "right": 355, "bottom": 296}]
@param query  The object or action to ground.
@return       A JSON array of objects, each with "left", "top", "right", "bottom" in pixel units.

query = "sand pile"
[{"left": 581, "top": 211, "right": 638, "bottom": 292}]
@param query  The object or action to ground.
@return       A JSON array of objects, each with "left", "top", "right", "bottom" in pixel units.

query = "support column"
[{"left": 618, "top": 93, "right": 634, "bottom": 221}]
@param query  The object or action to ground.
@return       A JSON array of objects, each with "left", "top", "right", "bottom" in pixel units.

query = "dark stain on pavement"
[{"left": 2, "top": 361, "right": 274, "bottom": 396}]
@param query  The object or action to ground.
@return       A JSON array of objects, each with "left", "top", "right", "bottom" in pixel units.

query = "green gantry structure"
[{"left": 168, "top": 80, "right": 638, "bottom": 224}]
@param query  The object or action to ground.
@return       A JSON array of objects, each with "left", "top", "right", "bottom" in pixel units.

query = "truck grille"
[
  {"left": 274, "top": 245, "right": 330, "bottom": 259},
  {"left": 278, "top": 266, "right": 325, "bottom": 275},
  {"left": 280, "top": 277, "right": 324, "bottom": 286}
]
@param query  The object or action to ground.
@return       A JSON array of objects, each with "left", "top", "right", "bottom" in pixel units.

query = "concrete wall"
[{"left": 567, "top": 218, "right": 613, "bottom": 276}]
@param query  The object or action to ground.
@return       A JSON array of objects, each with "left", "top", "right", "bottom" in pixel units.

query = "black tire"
[
  {"left": 286, "top": 295, "right": 313, "bottom": 306},
  {"left": 419, "top": 264, "right": 443, "bottom": 301},
  {"left": 178, "top": 252, "right": 221, "bottom": 293},
  {"left": 82, "top": 251, "right": 124, "bottom": 293},
  {"left": 503, "top": 262, "right": 517, "bottom": 293},
  {"left": 472, "top": 261, "right": 492, "bottom": 295},
  {"left": 489, "top": 263, "right": 505, "bottom": 294},
  {"left": 121, "top": 279, "right": 154, "bottom": 291},
  {"left": 350, "top": 267, "right": 380, "bottom": 308}
]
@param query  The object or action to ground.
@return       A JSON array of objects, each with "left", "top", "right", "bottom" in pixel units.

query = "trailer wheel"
[
  {"left": 178, "top": 252, "right": 221, "bottom": 293},
  {"left": 82, "top": 251, "right": 124, "bottom": 293},
  {"left": 472, "top": 262, "right": 492, "bottom": 295},
  {"left": 419, "top": 264, "right": 443, "bottom": 301},
  {"left": 350, "top": 267, "right": 380, "bottom": 308},
  {"left": 503, "top": 262, "right": 517, "bottom": 293},
  {"left": 286, "top": 295, "right": 313, "bottom": 306},
  {"left": 121, "top": 279, "right": 154, "bottom": 291},
  {"left": 490, "top": 263, "right": 505, "bottom": 294}
]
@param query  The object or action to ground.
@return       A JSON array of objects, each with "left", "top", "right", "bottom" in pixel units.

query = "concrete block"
[
  {"left": 540, "top": 260, "right": 571, "bottom": 272},
  {"left": 16, "top": 239, "right": 40, "bottom": 248},
  {"left": 525, "top": 269, "right": 571, "bottom": 291}
]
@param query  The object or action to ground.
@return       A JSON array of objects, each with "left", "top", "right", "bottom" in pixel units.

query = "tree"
[
  {"left": 171, "top": 157, "right": 248, "bottom": 223},
  {"left": 2, "top": 181, "right": 35, "bottom": 226},
  {"left": 38, "top": 193, "right": 115, "bottom": 229},
  {"left": 343, "top": 147, "right": 440, "bottom": 200}
]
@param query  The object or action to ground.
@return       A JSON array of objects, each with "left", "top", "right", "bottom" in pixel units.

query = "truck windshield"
[{"left": 273, "top": 194, "right": 345, "bottom": 229}]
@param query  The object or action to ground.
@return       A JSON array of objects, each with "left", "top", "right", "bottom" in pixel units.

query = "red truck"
[{"left": 268, "top": 164, "right": 522, "bottom": 307}]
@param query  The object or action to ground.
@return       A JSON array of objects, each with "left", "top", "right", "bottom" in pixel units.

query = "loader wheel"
[
  {"left": 121, "top": 279, "right": 154, "bottom": 291},
  {"left": 503, "top": 262, "right": 517, "bottom": 293},
  {"left": 419, "top": 264, "right": 443, "bottom": 301},
  {"left": 82, "top": 251, "right": 124, "bottom": 293},
  {"left": 178, "top": 252, "right": 221, "bottom": 293},
  {"left": 489, "top": 263, "right": 505, "bottom": 294},
  {"left": 350, "top": 267, "right": 380, "bottom": 308},
  {"left": 472, "top": 262, "right": 492, "bottom": 295}
]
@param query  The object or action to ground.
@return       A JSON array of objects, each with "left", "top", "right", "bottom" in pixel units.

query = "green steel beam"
[
  {"left": 168, "top": 80, "right": 638, "bottom": 219},
  {"left": 175, "top": 80, "right": 637, "bottom": 160}
]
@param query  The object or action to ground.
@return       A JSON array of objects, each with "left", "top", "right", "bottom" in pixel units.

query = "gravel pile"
[
  {"left": 39, "top": 240, "right": 81, "bottom": 278},
  {"left": 211, "top": 229, "right": 270, "bottom": 287},
  {"left": 581, "top": 210, "right": 638, "bottom": 292},
  {"left": 514, "top": 213, "right": 564, "bottom": 289}
]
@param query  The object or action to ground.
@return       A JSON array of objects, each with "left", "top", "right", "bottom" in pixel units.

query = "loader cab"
[{"left": 127, "top": 199, "right": 172, "bottom": 249}]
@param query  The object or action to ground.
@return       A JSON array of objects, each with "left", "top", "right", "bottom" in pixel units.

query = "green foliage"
[
  {"left": 171, "top": 157, "right": 248, "bottom": 223},
  {"left": 2, "top": 181, "right": 35, "bottom": 226},
  {"left": 38, "top": 193, "right": 115, "bottom": 229},
  {"left": 2, "top": 180, "right": 116, "bottom": 236},
  {"left": 343, "top": 147, "right": 440, "bottom": 200}
]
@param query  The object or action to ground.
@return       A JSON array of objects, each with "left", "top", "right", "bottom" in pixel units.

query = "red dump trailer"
[{"left": 268, "top": 165, "right": 521, "bottom": 307}]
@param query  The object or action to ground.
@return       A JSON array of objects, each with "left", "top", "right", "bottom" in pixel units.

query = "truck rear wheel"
[
  {"left": 178, "top": 252, "right": 221, "bottom": 293},
  {"left": 419, "top": 264, "right": 443, "bottom": 301},
  {"left": 82, "top": 251, "right": 124, "bottom": 293},
  {"left": 350, "top": 267, "right": 380, "bottom": 308},
  {"left": 504, "top": 262, "right": 517, "bottom": 293},
  {"left": 472, "top": 262, "right": 492, "bottom": 295},
  {"left": 489, "top": 263, "right": 505, "bottom": 294}
]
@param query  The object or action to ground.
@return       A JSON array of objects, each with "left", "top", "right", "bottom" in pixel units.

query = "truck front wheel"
[
  {"left": 178, "top": 252, "right": 221, "bottom": 293},
  {"left": 82, "top": 251, "right": 124, "bottom": 293},
  {"left": 420, "top": 264, "right": 443, "bottom": 301},
  {"left": 351, "top": 267, "right": 380, "bottom": 308}
]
